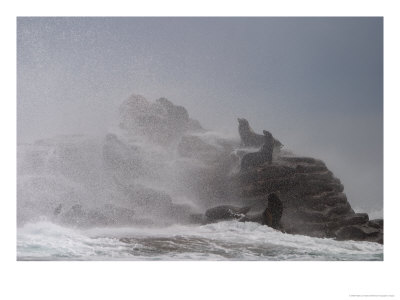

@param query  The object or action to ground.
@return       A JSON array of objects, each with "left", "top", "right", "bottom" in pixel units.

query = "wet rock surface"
[
  {"left": 236, "top": 156, "right": 383, "bottom": 243},
  {"left": 116, "top": 98, "right": 383, "bottom": 244}
]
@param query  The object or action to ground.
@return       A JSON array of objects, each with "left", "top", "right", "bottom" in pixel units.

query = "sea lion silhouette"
[
  {"left": 203, "top": 194, "right": 283, "bottom": 230},
  {"left": 238, "top": 118, "right": 283, "bottom": 150},
  {"left": 239, "top": 193, "right": 283, "bottom": 230},
  {"left": 262, "top": 193, "right": 283, "bottom": 229},
  {"left": 240, "top": 130, "right": 274, "bottom": 171}
]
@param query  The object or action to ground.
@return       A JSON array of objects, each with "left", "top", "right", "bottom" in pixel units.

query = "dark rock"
[
  {"left": 237, "top": 149, "right": 383, "bottom": 243},
  {"left": 336, "top": 213, "right": 369, "bottom": 226},
  {"left": 297, "top": 208, "right": 331, "bottom": 223},
  {"left": 368, "top": 219, "right": 384, "bottom": 229},
  {"left": 281, "top": 156, "right": 325, "bottom": 165},
  {"left": 326, "top": 202, "right": 353, "bottom": 217},
  {"left": 335, "top": 225, "right": 367, "bottom": 240},
  {"left": 205, "top": 193, "right": 285, "bottom": 231},
  {"left": 205, "top": 205, "right": 251, "bottom": 222},
  {"left": 335, "top": 224, "right": 382, "bottom": 243}
]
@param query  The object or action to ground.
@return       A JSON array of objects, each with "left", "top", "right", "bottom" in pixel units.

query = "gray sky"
[{"left": 17, "top": 17, "right": 383, "bottom": 215}]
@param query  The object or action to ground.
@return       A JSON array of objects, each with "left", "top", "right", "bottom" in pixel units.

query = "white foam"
[{"left": 17, "top": 221, "right": 383, "bottom": 261}]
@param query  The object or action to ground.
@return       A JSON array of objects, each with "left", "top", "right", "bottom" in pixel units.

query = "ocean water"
[{"left": 17, "top": 220, "right": 383, "bottom": 261}]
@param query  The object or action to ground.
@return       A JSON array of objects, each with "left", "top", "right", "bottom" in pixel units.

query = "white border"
[{"left": 2, "top": 1, "right": 399, "bottom": 299}]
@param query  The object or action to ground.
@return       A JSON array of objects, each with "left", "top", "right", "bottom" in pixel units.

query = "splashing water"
[
  {"left": 17, "top": 221, "right": 382, "bottom": 261},
  {"left": 17, "top": 95, "right": 383, "bottom": 260}
]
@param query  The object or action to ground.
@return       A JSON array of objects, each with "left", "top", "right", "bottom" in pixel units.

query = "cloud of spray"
[{"left": 17, "top": 17, "right": 383, "bottom": 216}]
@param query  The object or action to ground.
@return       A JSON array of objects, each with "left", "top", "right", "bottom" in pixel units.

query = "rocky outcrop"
[
  {"left": 119, "top": 95, "right": 203, "bottom": 145},
  {"left": 237, "top": 155, "right": 383, "bottom": 244},
  {"left": 204, "top": 205, "right": 251, "bottom": 222},
  {"left": 116, "top": 96, "right": 383, "bottom": 243}
]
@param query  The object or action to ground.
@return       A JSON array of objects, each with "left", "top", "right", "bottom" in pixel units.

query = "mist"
[{"left": 17, "top": 17, "right": 383, "bottom": 217}]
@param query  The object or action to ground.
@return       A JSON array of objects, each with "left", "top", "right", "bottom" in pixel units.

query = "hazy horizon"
[{"left": 17, "top": 17, "right": 383, "bottom": 217}]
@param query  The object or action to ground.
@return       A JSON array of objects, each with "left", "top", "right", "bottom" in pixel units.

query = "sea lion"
[
  {"left": 240, "top": 193, "right": 283, "bottom": 230},
  {"left": 262, "top": 193, "right": 283, "bottom": 229},
  {"left": 205, "top": 205, "right": 251, "bottom": 222},
  {"left": 238, "top": 118, "right": 283, "bottom": 150},
  {"left": 238, "top": 118, "right": 264, "bottom": 147},
  {"left": 240, "top": 131, "right": 274, "bottom": 171}
]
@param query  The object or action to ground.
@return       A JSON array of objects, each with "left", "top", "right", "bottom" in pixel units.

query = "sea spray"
[
  {"left": 17, "top": 95, "right": 383, "bottom": 260},
  {"left": 17, "top": 95, "right": 241, "bottom": 229}
]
